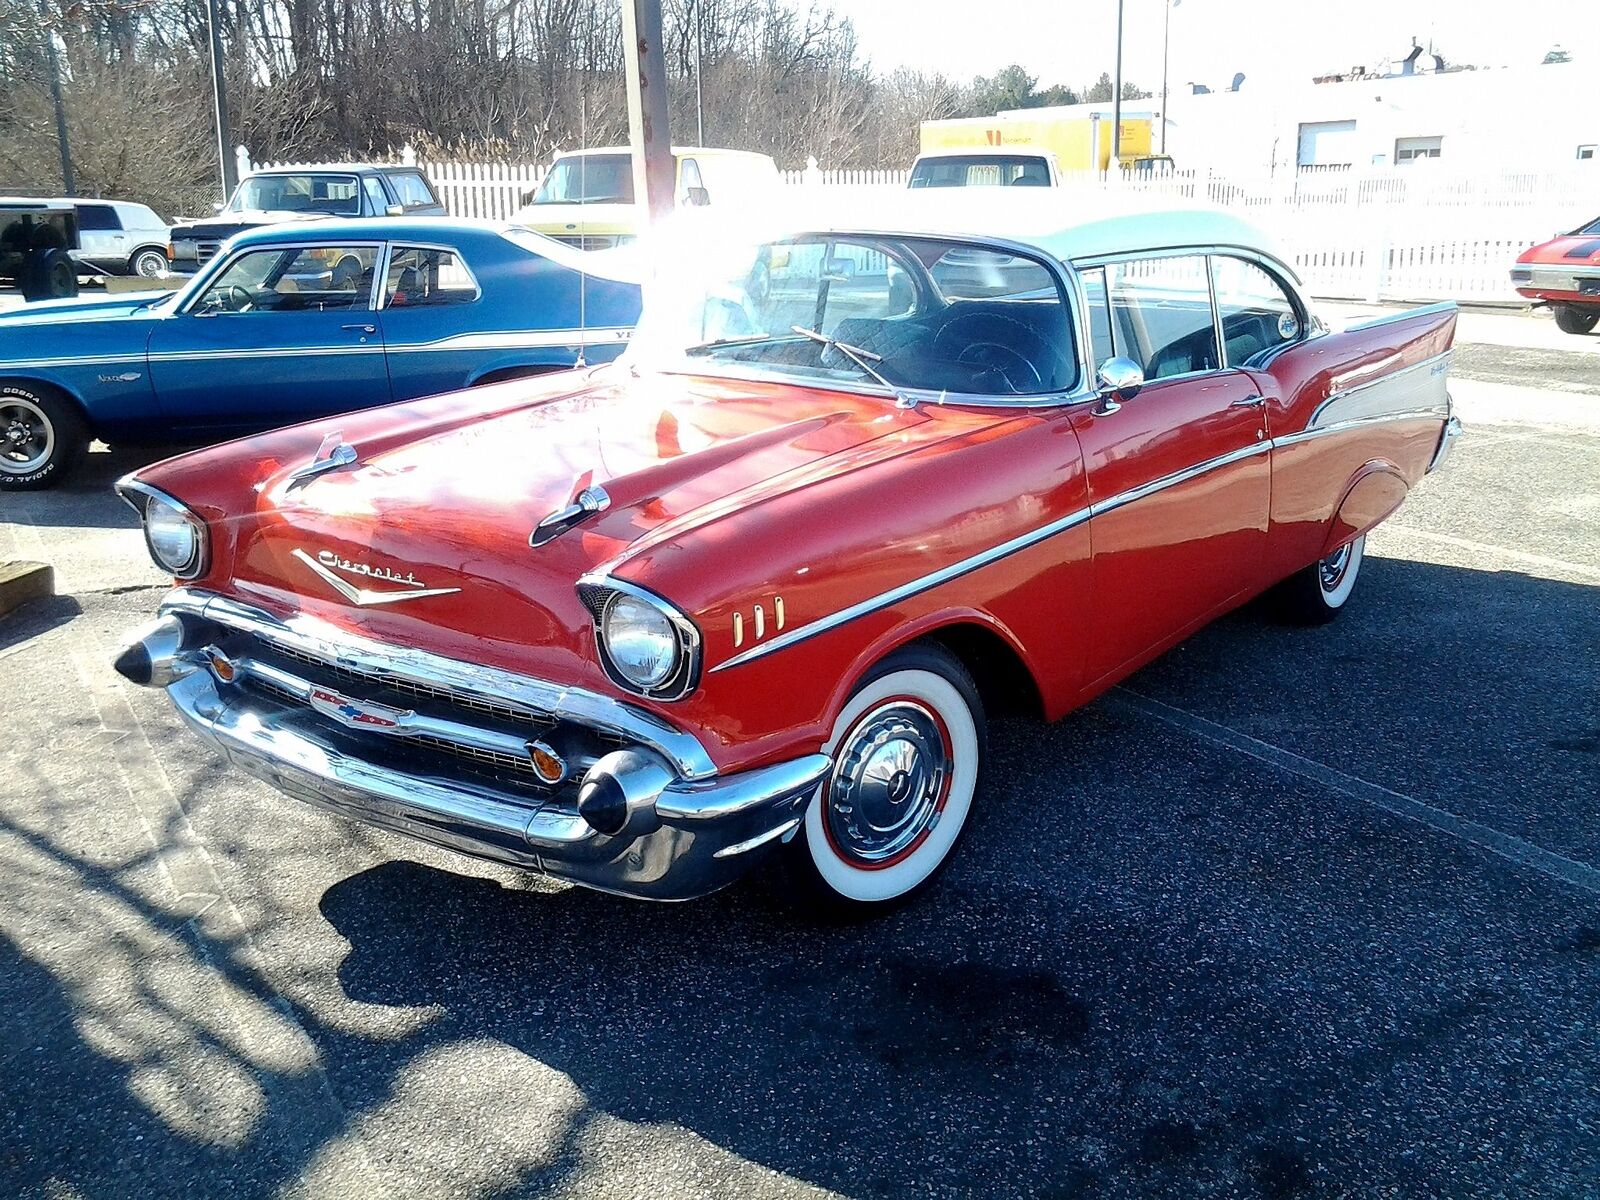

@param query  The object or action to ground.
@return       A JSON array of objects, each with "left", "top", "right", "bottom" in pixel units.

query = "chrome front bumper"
[{"left": 117, "top": 593, "right": 829, "bottom": 901}]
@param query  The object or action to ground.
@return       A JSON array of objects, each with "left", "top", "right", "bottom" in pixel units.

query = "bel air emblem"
[
  {"left": 306, "top": 685, "right": 412, "bottom": 732},
  {"left": 293, "top": 547, "right": 461, "bottom": 607}
]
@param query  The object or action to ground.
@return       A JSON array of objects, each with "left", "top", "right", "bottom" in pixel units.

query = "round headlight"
[
  {"left": 602, "top": 594, "right": 680, "bottom": 690},
  {"left": 144, "top": 496, "right": 203, "bottom": 576}
]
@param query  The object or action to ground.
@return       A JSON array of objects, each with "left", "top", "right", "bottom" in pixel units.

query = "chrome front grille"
[
  {"left": 271, "top": 642, "right": 544, "bottom": 727},
  {"left": 216, "top": 631, "right": 622, "bottom": 794},
  {"left": 196, "top": 240, "right": 222, "bottom": 264}
]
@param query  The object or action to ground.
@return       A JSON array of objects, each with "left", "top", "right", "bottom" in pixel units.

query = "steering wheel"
[
  {"left": 933, "top": 312, "right": 1050, "bottom": 393},
  {"left": 227, "top": 284, "right": 255, "bottom": 313}
]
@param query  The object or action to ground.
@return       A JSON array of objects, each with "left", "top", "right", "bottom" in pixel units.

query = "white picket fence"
[{"left": 247, "top": 149, "right": 1595, "bottom": 303}]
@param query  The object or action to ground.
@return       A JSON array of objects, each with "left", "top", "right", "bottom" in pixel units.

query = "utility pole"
[
  {"left": 621, "top": 0, "right": 676, "bottom": 223},
  {"left": 1111, "top": 0, "right": 1125, "bottom": 167},
  {"left": 1160, "top": 0, "right": 1173, "bottom": 155},
  {"left": 693, "top": 0, "right": 705, "bottom": 146},
  {"left": 40, "top": 0, "right": 74, "bottom": 194},
  {"left": 206, "top": 0, "right": 236, "bottom": 199}
]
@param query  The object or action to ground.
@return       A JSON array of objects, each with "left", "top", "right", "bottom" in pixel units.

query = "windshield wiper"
[
  {"left": 789, "top": 325, "right": 905, "bottom": 398},
  {"left": 683, "top": 332, "right": 783, "bottom": 355}
]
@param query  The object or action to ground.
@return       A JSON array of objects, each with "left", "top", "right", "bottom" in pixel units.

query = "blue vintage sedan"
[{"left": 0, "top": 218, "right": 642, "bottom": 489}]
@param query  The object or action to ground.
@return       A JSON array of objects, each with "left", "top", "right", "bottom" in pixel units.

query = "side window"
[
  {"left": 76, "top": 203, "right": 120, "bottom": 231},
  {"left": 679, "top": 158, "right": 709, "bottom": 206},
  {"left": 1105, "top": 254, "right": 1219, "bottom": 380},
  {"left": 363, "top": 176, "right": 391, "bottom": 215},
  {"left": 195, "top": 246, "right": 378, "bottom": 314},
  {"left": 383, "top": 246, "right": 479, "bottom": 307},
  {"left": 1078, "top": 266, "right": 1116, "bottom": 368},
  {"left": 1210, "top": 256, "right": 1302, "bottom": 366},
  {"left": 389, "top": 172, "right": 440, "bottom": 210}
]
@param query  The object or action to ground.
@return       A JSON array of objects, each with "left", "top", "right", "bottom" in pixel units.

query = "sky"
[{"left": 829, "top": 0, "right": 1597, "bottom": 94}]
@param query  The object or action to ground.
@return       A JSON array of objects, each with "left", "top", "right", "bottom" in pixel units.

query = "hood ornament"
[
  {"left": 285, "top": 432, "right": 358, "bottom": 492},
  {"left": 293, "top": 548, "right": 461, "bottom": 607},
  {"left": 530, "top": 484, "right": 610, "bottom": 548}
]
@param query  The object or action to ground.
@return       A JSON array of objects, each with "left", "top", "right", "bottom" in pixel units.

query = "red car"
[
  {"left": 114, "top": 201, "right": 1461, "bottom": 911},
  {"left": 1511, "top": 215, "right": 1600, "bottom": 334}
]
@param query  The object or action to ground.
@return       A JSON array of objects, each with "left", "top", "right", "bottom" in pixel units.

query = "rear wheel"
[
  {"left": 0, "top": 382, "right": 87, "bottom": 490},
  {"left": 781, "top": 643, "right": 985, "bottom": 913},
  {"left": 1553, "top": 305, "right": 1599, "bottom": 335},
  {"left": 1272, "top": 533, "right": 1366, "bottom": 625},
  {"left": 129, "top": 247, "right": 168, "bottom": 279},
  {"left": 20, "top": 248, "right": 78, "bottom": 301}
]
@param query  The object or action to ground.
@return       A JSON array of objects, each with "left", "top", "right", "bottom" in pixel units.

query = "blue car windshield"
[{"left": 230, "top": 174, "right": 361, "bottom": 215}]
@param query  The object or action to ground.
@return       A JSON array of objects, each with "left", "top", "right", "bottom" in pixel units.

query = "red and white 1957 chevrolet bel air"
[{"left": 114, "top": 199, "right": 1461, "bottom": 910}]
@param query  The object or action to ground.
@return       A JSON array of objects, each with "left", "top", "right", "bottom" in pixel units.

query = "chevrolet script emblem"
[{"left": 293, "top": 548, "right": 461, "bottom": 607}]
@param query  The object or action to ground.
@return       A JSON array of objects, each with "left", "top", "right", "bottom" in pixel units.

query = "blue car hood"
[{"left": 0, "top": 291, "right": 176, "bottom": 327}]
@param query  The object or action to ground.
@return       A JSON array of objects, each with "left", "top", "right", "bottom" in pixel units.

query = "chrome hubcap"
[
  {"left": 1319, "top": 543, "right": 1353, "bottom": 593},
  {"left": 136, "top": 253, "right": 163, "bottom": 277},
  {"left": 0, "top": 399, "right": 52, "bottom": 474},
  {"left": 826, "top": 701, "right": 950, "bottom": 865}
]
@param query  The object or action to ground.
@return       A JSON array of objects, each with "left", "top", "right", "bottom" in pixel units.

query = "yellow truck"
[{"left": 911, "top": 113, "right": 1154, "bottom": 187}]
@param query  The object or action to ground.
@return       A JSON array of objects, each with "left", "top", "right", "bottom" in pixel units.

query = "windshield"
[
  {"left": 532, "top": 155, "right": 636, "bottom": 205},
  {"left": 1577, "top": 215, "right": 1600, "bottom": 235},
  {"left": 630, "top": 232, "right": 1077, "bottom": 398},
  {"left": 909, "top": 155, "right": 1052, "bottom": 188},
  {"left": 230, "top": 174, "right": 361, "bottom": 215}
]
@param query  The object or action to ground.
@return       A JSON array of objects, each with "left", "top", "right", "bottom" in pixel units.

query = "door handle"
[
  {"left": 1231, "top": 393, "right": 1265, "bottom": 408},
  {"left": 342, "top": 323, "right": 377, "bottom": 335}
]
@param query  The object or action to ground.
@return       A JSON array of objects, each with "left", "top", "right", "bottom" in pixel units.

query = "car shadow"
[{"left": 6, "top": 554, "right": 1598, "bottom": 1197}]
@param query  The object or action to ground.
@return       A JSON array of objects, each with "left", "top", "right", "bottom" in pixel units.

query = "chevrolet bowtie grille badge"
[{"left": 293, "top": 548, "right": 461, "bottom": 607}]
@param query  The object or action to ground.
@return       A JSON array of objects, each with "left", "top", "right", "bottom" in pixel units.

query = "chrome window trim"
[
  {"left": 711, "top": 402, "right": 1447, "bottom": 675},
  {"left": 376, "top": 241, "right": 484, "bottom": 310},
  {"left": 178, "top": 239, "right": 389, "bottom": 317},
  {"left": 155, "top": 588, "right": 718, "bottom": 780}
]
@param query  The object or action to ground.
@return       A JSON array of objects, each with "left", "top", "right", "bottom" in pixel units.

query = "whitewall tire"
[
  {"left": 786, "top": 644, "right": 984, "bottom": 910},
  {"left": 1274, "top": 533, "right": 1366, "bottom": 624}
]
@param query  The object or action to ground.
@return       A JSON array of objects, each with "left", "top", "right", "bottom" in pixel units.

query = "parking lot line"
[
  {"left": 1111, "top": 689, "right": 1600, "bottom": 896},
  {"left": 1381, "top": 524, "right": 1600, "bottom": 580}
]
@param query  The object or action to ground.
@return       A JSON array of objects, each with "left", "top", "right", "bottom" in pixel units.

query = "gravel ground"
[{"left": 0, "top": 304, "right": 1597, "bottom": 1198}]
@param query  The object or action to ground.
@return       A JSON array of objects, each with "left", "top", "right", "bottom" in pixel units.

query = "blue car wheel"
[{"left": 0, "top": 382, "right": 87, "bottom": 491}]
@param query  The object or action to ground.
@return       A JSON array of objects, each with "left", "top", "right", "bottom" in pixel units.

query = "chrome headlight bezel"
[
  {"left": 578, "top": 576, "right": 701, "bottom": 701},
  {"left": 116, "top": 477, "right": 209, "bottom": 580}
]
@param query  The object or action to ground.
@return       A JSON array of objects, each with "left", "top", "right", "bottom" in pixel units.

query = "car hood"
[
  {"left": 1520, "top": 233, "right": 1600, "bottom": 265},
  {"left": 0, "top": 291, "right": 174, "bottom": 327},
  {"left": 171, "top": 210, "right": 330, "bottom": 238},
  {"left": 166, "top": 370, "right": 1004, "bottom": 690},
  {"left": 514, "top": 201, "right": 642, "bottom": 236}
]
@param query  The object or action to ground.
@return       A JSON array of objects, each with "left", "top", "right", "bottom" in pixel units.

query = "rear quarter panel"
[{"left": 1249, "top": 305, "right": 1456, "bottom": 582}]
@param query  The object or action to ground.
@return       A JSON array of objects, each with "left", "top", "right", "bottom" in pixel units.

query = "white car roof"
[{"left": 746, "top": 191, "right": 1288, "bottom": 270}]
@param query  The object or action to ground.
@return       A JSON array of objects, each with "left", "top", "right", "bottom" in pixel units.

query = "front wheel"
[
  {"left": 1553, "top": 305, "right": 1599, "bottom": 335},
  {"left": 782, "top": 643, "right": 985, "bottom": 913},
  {"left": 1272, "top": 533, "right": 1367, "bottom": 625},
  {"left": 0, "top": 383, "right": 87, "bottom": 490}
]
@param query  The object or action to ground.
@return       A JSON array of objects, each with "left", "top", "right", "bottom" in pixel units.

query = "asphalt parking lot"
[{"left": 1, "top": 302, "right": 1598, "bottom": 1197}]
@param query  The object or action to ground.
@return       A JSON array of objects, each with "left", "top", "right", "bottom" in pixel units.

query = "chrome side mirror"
[
  {"left": 1094, "top": 356, "right": 1144, "bottom": 415},
  {"left": 385, "top": 204, "right": 405, "bottom": 217}
]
